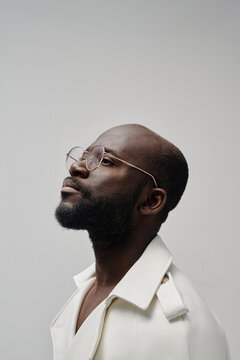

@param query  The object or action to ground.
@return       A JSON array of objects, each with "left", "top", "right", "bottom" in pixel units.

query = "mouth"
[
  {"left": 61, "top": 186, "right": 80, "bottom": 194},
  {"left": 61, "top": 180, "right": 81, "bottom": 194},
  {"left": 61, "top": 177, "right": 92, "bottom": 199}
]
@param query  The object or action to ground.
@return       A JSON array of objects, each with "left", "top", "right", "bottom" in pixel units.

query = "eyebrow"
[{"left": 103, "top": 147, "right": 120, "bottom": 158}]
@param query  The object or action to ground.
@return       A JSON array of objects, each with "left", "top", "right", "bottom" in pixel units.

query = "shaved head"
[{"left": 95, "top": 124, "right": 189, "bottom": 224}]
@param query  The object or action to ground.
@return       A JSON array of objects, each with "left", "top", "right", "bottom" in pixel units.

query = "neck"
[{"left": 90, "top": 228, "right": 157, "bottom": 290}]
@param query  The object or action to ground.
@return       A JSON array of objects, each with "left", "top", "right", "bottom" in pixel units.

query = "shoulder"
[
  {"left": 169, "top": 263, "right": 222, "bottom": 322},
  {"left": 165, "top": 264, "right": 231, "bottom": 360}
]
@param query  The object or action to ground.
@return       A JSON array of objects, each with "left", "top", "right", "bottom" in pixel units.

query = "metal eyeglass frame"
[{"left": 66, "top": 145, "right": 158, "bottom": 188}]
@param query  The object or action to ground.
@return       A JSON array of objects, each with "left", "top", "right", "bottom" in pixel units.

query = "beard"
[{"left": 55, "top": 178, "right": 142, "bottom": 250}]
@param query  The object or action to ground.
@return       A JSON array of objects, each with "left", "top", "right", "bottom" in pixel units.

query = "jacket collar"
[{"left": 73, "top": 234, "right": 173, "bottom": 311}]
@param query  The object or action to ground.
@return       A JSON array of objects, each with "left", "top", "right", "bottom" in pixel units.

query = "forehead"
[{"left": 89, "top": 126, "right": 159, "bottom": 165}]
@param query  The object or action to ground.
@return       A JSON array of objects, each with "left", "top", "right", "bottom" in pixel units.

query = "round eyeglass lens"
[
  {"left": 87, "top": 146, "right": 104, "bottom": 171},
  {"left": 66, "top": 147, "right": 84, "bottom": 170}
]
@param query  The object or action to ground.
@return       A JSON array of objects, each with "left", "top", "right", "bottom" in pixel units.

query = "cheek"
[{"left": 89, "top": 167, "right": 135, "bottom": 195}]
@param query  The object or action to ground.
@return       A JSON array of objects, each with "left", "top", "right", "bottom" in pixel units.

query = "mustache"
[{"left": 63, "top": 176, "right": 92, "bottom": 198}]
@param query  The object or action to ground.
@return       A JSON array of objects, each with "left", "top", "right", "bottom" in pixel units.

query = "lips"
[
  {"left": 61, "top": 179, "right": 81, "bottom": 193},
  {"left": 61, "top": 177, "right": 91, "bottom": 198},
  {"left": 61, "top": 186, "right": 79, "bottom": 194}
]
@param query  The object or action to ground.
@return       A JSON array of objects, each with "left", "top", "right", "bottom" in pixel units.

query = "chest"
[{"left": 75, "top": 285, "right": 112, "bottom": 333}]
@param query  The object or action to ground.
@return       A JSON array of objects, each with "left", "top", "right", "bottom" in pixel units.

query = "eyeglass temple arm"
[
  {"left": 107, "top": 153, "right": 158, "bottom": 188},
  {"left": 124, "top": 161, "right": 158, "bottom": 188}
]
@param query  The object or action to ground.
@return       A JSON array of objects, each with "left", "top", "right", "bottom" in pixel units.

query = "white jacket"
[{"left": 50, "top": 235, "right": 231, "bottom": 360}]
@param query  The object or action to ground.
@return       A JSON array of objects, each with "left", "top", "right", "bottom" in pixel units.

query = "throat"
[{"left": 88, "top": 228, "right": 131, "bottom": 251}]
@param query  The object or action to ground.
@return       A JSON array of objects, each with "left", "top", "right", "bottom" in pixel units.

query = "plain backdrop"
[{"left": 1, "top": 1, "right": 239, "bottom": 359}]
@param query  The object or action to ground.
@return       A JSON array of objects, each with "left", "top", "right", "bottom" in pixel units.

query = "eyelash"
[{"left": 101, "top": 157, "right": 114, "bottom": 166}]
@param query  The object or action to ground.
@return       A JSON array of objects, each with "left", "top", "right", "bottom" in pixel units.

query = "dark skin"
[{"left": 61, "top": 124, "right": 171, "bottom": 332}]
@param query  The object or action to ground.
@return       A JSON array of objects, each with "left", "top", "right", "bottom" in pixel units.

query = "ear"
[{"left": 139, "top": 188, "right": 167, "bottom": 215}]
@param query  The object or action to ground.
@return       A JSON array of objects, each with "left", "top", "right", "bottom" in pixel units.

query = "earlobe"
[{"left": 140, "top": 188, "right": 167, "bottom": 215}]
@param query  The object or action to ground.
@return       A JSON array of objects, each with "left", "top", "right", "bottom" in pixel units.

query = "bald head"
[
  {"left": 93, "top": 124, "right": 188, "bottom": 224},
  {"left": 96, "top": 124, "right": 166, "bottom": 158}
]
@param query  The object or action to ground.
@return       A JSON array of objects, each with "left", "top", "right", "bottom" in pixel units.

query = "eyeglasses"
[{"left": 66, "top": 145, "right": 158, "bottom": 187}]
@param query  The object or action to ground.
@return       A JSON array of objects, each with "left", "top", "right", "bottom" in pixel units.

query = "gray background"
[{"left": 1, "top": 1, "right": 239, "bottom": 359}]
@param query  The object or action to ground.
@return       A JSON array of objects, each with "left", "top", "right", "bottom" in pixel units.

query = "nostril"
[{"left": 69, "top": 161, "right": 89, "bottom": 178}]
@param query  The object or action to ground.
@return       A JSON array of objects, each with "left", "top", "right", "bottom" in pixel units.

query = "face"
[{"left": 55, "top": 128, "right": 147, "bottom": 250}]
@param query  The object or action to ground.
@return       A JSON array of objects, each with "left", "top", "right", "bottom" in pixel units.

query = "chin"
[{"left": 55, "top": 202, "right": 82, "bottom": 230}]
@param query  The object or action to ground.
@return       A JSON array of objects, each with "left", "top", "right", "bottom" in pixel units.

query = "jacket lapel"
[
  {"left": 64, "top": 299, "right": 111, "bottom": 360},
  {"left": 50, "top": 269, "right": 96, "bottom": 360}
]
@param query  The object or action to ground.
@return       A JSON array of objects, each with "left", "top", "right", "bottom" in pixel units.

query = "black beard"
[{"left": 55, "top": 181, "right": 142, "bottom": 250}]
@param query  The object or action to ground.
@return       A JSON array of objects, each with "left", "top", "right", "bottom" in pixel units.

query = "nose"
[{"left": 69, "top": 160, "right": 89, "bottom": 178}]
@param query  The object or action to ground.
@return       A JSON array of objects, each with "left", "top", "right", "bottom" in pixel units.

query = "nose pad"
[{"left": 69, "top": 160, "right": 89, "bottom": 178}]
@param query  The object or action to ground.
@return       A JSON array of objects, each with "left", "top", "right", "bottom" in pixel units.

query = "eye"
[{"left": 101, "top": 157, "right": 114, "bottom": 166}]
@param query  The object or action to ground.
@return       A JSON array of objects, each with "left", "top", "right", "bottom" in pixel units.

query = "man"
[{"left": 52, "top": 124, "right": 230, "bottom": 360}]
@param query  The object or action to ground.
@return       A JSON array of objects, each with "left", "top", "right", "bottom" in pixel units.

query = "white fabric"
[{"left": 50, "top": 235, "right": 231, "bottom": 360}]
